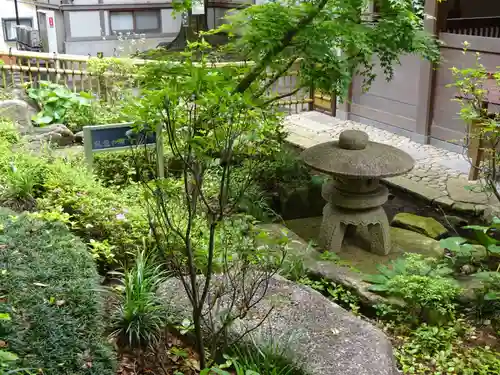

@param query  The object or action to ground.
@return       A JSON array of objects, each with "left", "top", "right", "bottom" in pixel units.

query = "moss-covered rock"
[
  {"left": 390, "top": 227, "right": 444, "bottom": 258},
  {"left": 391, "top": 212, "right": 447, "bottom": 239}
]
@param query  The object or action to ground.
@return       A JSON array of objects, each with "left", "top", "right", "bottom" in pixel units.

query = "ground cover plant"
[
  {"left": 22, "top": 80, "right": 125, "bottom": 132},
  {"left": 0, "top": 213, "right": 115, "bottom": 374},
  {"left": 362, "top": 250, "right": 500, "bottom": 374},
  {"left": 26, "top": 80, "right": 93, "bottom": 127}
]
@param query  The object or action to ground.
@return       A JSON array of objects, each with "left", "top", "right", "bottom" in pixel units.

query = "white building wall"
[
  {"left": 71, "top": 0, "right": 99, "bottom": 4},
  {"left": 65, "top": 36, "right": 176, "bottom": 56},
  {"left": 36, "top": 9, "right": 60, "bottom": 53},
  {"left": 32, "top": 5, "right": 234, "bottom": 56},
  {"left": 0, "top": 0, "right": 38, "bottom": 51},
  {"left": 65, "top": 8, "right": 183, "bottom": 56},
  {"left": 102, "top": 0, "right": 167, "bottom": 3},
  {"left": 161, "top": 9, "right": 182, "bottom": 34}
]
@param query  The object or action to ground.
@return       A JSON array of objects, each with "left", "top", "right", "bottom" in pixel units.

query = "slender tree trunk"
[{"left": 193, "top": 307, "right": 207, "bottom": 369}]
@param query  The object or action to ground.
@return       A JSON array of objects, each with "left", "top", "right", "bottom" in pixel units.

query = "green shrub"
[
  {"left": 219, "top": 334, "right": 303, "bottom": 375},
  {"left": 249, "top": 147, "right": 309, "bottom": 190},
  {"left": 0, "top": 131, "right": 49, "bottom": 211},
  {"left": 0, "top": 214, "right": 115, "bottom": 374},
  {"left": 93, "top": 148, "right": 164, "bottom": 188},
  {"left": 65, "top": 100, "right": 125, "bottom": 133},
  {"left": 365, "top": 254, "right": 460, "bottom": 324},
  {"left": 0, "top": 132, "right": 150, "bottom": 266},
  {"left": 471, "top": 271, "right": 500, "bottom": 326},
  {"left": 386, "top": 274, "right": 461, "bottom": 324},
  {"left": 37, "top": 160, "right": 150, "bottom": 266},
  {"left": 0, "top": 120, "right": 20, "bottom": 145},
  {"left": 110, "top": 250, "right": 168, "bottom": 350}
]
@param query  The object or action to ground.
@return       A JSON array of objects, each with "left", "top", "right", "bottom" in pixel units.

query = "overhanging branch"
[{"left": 234, "top": 0, "right": 329, "bottom": 94}]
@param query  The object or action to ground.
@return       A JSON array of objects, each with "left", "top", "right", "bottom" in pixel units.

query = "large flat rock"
[
  {"left": 446, "top": 178, "right": 494, "bottom": 205},
  {"left": 160, "top": 276, "right": 398, "bottom": 375}
]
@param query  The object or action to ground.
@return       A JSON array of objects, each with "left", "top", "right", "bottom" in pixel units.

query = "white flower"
[{"left": 115, "top": 213, "right": 126, "bottom": 221}]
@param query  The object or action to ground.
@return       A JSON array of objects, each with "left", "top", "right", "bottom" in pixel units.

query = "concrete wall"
[{"left": 0, "top": 0, "right": 38, "bottom": 51}]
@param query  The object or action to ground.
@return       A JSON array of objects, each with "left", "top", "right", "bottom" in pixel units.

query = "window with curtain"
[{"left": 2, "top": 18, "right": 32, "bottom": 42}]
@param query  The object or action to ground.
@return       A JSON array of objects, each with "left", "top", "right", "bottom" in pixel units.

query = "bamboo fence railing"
[{"left": 0, "top": 49, "right": 313, "bottom": 114}]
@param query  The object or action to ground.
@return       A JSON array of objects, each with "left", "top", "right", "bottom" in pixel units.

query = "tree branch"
[
  {"left": 254, "top": 57, "right": 298, "bottom": 98},
  {"left": 234, "top": 0, "right": 329, "bottom": 94},
  {"left": 263, "top": 86, "right": 302, "bottom": 106}
]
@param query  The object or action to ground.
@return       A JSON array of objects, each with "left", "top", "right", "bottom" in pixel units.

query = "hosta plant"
[{"left": 26, "top": 81, "right": 92, "bottom": 126}]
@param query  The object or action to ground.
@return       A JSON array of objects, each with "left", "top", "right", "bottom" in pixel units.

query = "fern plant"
[
  {"left": 364, "top": 253, "right": 454, "bottom": 293},
  {"left": 365, "top": 254, "right": 460, "bottom": 324}
]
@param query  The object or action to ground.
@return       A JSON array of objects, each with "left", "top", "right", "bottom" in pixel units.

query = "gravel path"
[{"left": 285, "top": 111, "right": 470, "bottom": 194}]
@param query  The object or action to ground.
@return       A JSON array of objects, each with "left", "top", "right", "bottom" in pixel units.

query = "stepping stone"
[
  {"left": 390, "top": 227, "right": 443, "bottom": 258},
  {"left": 446, "top": 178, "right": 492, "bottom": 205}
]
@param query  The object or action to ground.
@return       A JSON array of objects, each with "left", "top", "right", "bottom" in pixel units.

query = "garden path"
[{"left": 285, "top": 111, "right": 500, "bottom": 220}]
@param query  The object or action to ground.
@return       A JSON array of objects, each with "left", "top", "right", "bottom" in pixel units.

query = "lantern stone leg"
[
  {"left": 366, "top": 207, "right": 391, "bottom": 255},
  {"left": 319, "top": 203, "right": 392, "bottom": 255},
  {"left": 319, "top": 203, "right": 346, "bottom": 251}
]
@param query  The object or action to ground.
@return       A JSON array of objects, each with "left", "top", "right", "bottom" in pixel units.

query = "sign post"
[{"left": 83, "top": 122, "right": 164, "bottom": 179}]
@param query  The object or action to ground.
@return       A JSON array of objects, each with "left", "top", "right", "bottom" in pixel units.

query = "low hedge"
[{"left": 0, "top": 213, "right": 116, "bottom": 374}]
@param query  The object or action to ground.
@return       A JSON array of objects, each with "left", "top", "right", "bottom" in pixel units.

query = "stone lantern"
[{"left": 301, "top": 130, "right": 414, "bottom": 255}]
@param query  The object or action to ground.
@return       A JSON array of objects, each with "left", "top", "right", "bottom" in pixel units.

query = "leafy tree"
[
  {"left": 126, "top": 0, "right": 442, "bottom": 368},
  {"left": 129, "top": 41, "right": 288, "bottom": 369},
  {"left": 210, "top": 0, "right": 441, "bottom": 101}
]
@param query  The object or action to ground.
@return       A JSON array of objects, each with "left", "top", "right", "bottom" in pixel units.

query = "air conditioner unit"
[{"left": 15, "top": 25, "right": 41, "bottom": 48}]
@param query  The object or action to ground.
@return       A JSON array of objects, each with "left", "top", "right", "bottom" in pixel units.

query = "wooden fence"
[
  {"left": 444, "top": 17, "right": 500, "bottom": 38},
  {"left": 0, "top": 49, "right": 315, "bottom": 114}
]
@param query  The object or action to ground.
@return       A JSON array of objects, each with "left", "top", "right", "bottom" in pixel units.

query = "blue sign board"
[
  {"left": 89, "top": 125, "right": 156, "bottom": 151},
  {"left": 83, "top": 122, "right": 164, "bottom": 178}
]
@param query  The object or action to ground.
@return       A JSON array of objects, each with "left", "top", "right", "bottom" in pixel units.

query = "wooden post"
[
  {"left": 331, "top": 92, "right": 337, "bottom": 117},
  {"left": 155, "top": 122, "right": 165, "bottom": 179},
  {"left": 415, "top": 0, "right": 439, "bottom": 144},
  {"left": 336, "top": 81, "right": 352, "bottom": 121},
  {"left": 467, "top": 119, "right": 484, "bottom": 181},
  {"left": 308, "top": 85, "right": 315, "bottom": 111}
]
